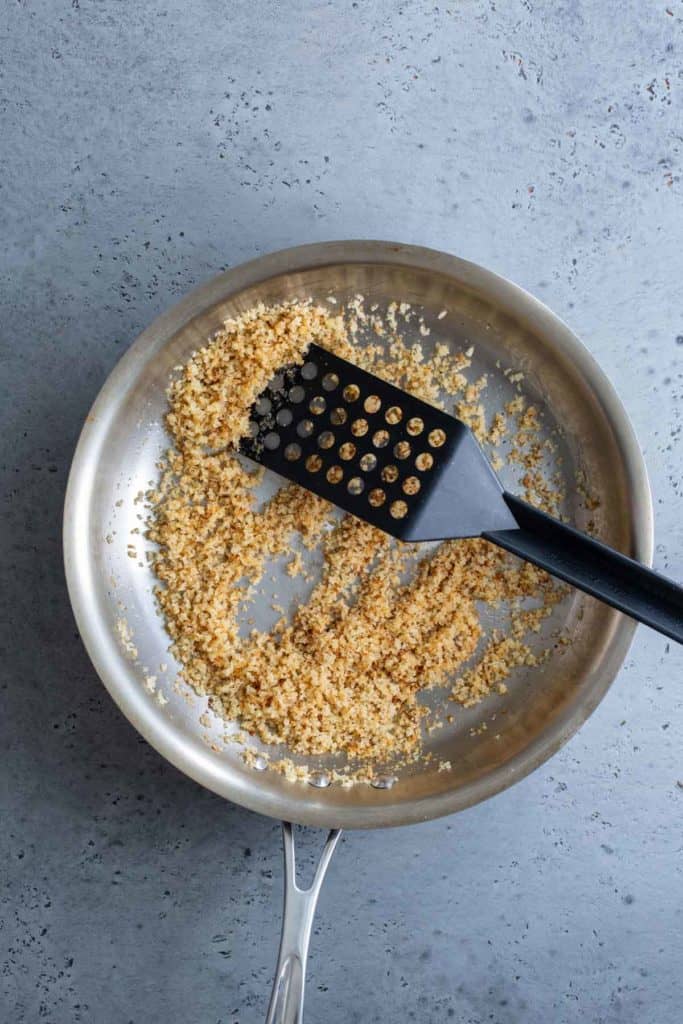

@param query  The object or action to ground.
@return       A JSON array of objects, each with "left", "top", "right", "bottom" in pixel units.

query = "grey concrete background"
[{"left": 2, "top": 1, "right": 682, "bottom": 1022}]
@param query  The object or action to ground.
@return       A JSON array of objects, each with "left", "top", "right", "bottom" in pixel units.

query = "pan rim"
[{"left": 63, "top": 240, "right": 653, "bottom": 829}]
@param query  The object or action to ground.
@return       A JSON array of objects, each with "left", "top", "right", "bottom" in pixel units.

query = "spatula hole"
[
  {"left": 343, "top": 384, "right": 360, "bottom": 402},
  {"left": 359, "top": 453, "right": 377, "bottom": 472},
  {"left": 351, "top": 418, "right": 369, "bottom": 437},
  {"left": 428, "top": 428, "right": 446, "bottom": 448},
  {"left": 306, "top": 454, "right": 322, "bottom": 472},
  {"left": 297, "top": 419, "right": 314, "bottom": 438},
  {"left": 269, "top": 373, "right": 285, "bottom": 392},
  {"left": 263, "top": 432, "right": 280, "bottom": 450},
  {"left": 255, "top": 396, "right": 272, "bottom": 416},
  {"left": 373, "top": 429, "right": 390, "bottom": 448},
  {"left": 347, "top": 477, "right": 364, "bottom": 495},
  {"left": 406, "top": 417, "right": 424, "bottom": 436},
  {"left": 364, "top": 395, "right": 382, "bottom": 414},
  {"left": 330, "top": 407, "right": 347, "bottom": 425},
  {"left": 385, "top": 406, "right": 403, "bottom": 425},
  {"left": 339, "top": 442, "right": 356, "bottom": 461},
  {"left": 289, "top": 385, "right": 305, "bottom": 403},
  {"left": 381, "top": 465, "right": 399, "bottom": 483},
  {"left": 276, "top": 408, "right": 293, "bottom": 427},
  {"left": 301, "top": 361, "right": 318, "bottom": 380},
  {"left": 309, "top": 395, "right": 327, "bottom": 415},
  {"left": 394, "top": 441, "right": 411, "bottom": 460},
  {"left": 318, "top": 431, "right": 335, "bottom": 449},
  {"left": 327, "top": 465, "right": 343, "bottom": 484},
  {"left": 322, "top": 372, "right": 339, "bottom": 391},
  {"left": 246, "top": 421, "right": 259, "bottom": 438},
  {"left": 390, "top": 500, "right": 408, "bottom": 519},
  {"left": 368, "top": 488, "right": 386, "bottom": 507},
  {"left": 402, "top": 476, "right": 420, "bottom": 495},
  {"left": 415, "top": 452, "right": 434, "bottom": 471},
  {"left": 284, "top": 443, "right": 302, "bottom": 461}
]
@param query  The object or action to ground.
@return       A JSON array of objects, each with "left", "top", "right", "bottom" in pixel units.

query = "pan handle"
[
  {"left": 265, "top": 822, "right": 342, "bottom": 1024},
  {"left": 485, "top": 493, "right": 683, "bottom": 644}
]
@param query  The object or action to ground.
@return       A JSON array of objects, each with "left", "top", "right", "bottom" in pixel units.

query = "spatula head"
[{"left": 240, "top": 344, "right": 518, "bottom": 541}]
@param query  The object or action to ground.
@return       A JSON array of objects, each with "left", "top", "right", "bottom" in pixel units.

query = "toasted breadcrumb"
[
  {"left": 286, "top": 552, "right": 304, "bottom": 578},
  {"left": 143, "top": 673, "right": 157, "bottom": 694},
  {"left": 116, "top": 618, "right": 138, "bottom": 661},
  {"left": 487, "top": 411, "right": 508, "bottom": 447},
  {"left": 147, "top": 299, "right": 567, "bottom": 781},
  {"left": 576, "top": 467, "right": 602, "bottom": 511}
]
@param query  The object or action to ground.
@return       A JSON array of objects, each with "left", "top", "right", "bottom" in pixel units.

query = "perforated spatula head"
[
  {"left": 240, "top": 344, "right": 517, "bottom": 541},
  {"left": 239, "top": 344, "right": 683, "bottom": 641}
]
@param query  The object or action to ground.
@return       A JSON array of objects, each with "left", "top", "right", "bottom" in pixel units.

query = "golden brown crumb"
[
  {"left": 487, "top": 411, "right": 508, "bottom": 447},
  {"left": 286, "top": 551, "right": 304, "bottom": 578},
  {"left": 455, "top": 375, "right": 488, "bottom": 442},
  {"left": 147, "top": 299, "right": 567, "bottom": 780},
  {"left": 576, "top": 467, "right": 601, "bottom": 511},
  {"left": 116, "top": 618, "right": 138, "bottom": 661}
]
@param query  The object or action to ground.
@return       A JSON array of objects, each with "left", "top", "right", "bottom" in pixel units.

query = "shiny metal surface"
[
  {"left": 265, "top": 824, "right": 342, "bottom": 1024},
  {"left": 63, "top": 240, "right": 653, "bottom": 830}
]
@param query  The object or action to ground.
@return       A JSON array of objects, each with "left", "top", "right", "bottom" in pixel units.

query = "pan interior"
[{"left": 64, "top": 247, "right": 648, "bottom": 828}]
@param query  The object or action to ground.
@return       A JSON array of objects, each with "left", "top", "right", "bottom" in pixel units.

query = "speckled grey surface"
[{"left": 2, "top": 2, "right": 682, "bottom": 1022}]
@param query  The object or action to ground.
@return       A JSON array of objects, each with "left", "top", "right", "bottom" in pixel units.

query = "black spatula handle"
[{"left": 484, "top": 493, "right": 683, "bottom": 644}]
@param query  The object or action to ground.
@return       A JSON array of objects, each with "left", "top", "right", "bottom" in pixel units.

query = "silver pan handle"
[{"left": 265, "top": 822, "right": 342, "bottom": 1024}]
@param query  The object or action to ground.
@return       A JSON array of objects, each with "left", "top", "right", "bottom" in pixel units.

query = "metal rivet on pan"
[
  {"left": 263, "top": 432, "right": 281, "bottom": 450},
  {"left": 255, "top": 396, "right": 272, "bottom": 416},
  {"left": 322, "top": 372, "right": 339, "bottom": 391},
  {"left": 252, "top": 755, "right": 268, "bottom": 771},
  {"left": 371, "top": 775, "right": 397, "bottom": 789},
  {"left": 276, "top": 408, "right": 294, "bottom": 427},
  {"left": 301, "top": 361, "right": 318, "bottom": 380},
  {"left": 309, "top": 771, "right": 331, "bottom": 788}
]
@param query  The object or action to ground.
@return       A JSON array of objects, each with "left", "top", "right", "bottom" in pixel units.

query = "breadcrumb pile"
[{"left": 147, "top": 300, "right": 566, "bottom": 776}]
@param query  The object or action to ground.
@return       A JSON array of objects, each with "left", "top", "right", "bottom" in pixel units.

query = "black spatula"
[{"left": 240, "top": 344, "right": 683, "bottom": 643}]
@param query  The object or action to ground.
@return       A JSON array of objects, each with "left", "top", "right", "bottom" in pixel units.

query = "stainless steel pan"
[{"left": 64, "top": 241, "right": 652, "bottom": 1023}]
